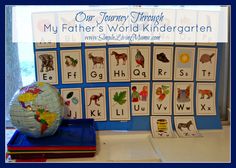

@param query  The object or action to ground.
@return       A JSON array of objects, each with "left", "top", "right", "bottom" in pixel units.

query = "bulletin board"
[{"left": 34, "top": 42, "right": 222, "bottom": 131}]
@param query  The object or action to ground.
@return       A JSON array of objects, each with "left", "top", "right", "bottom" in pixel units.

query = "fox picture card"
[
  {"left": 151, "top": 116, "right": 175, "bottom": 138},
  {"left": 196, "top": 83, "right": 216, "bottom": 116},
  {"left": 109, "top": 87, "right": 130, "bottom": 121},
  {"left": 61, "top": 88, "right": 83, "bottom": 119},
  {"left": 85, "top": 48, "right": 107, "bottom": 83},
  {"left": 130, "top": 46, "right": 151, "bottom": 81},
  {"left": 152, "top": 46, "right": 174, "bottom": 80},
  {"left": 36, "top": 51, "right": 58, "bottom": 84},
  {"left": 60, "top": 50, "right": 83, "bottom": 84},
  {"left": 108, "top": 47, "right": 130, "bottom": 82},
  {"left": 35, "top": 42, "right": 56, "bottom": 49},
  {"left": 174, "top": 82, "right": 194, "bottom": 115},
  {"left": 131, "top": 82, "right": 150, "bottom": 116},
  {"left": 174, "top": 116, "right": 202, "bottom": 138},
  {"left": 174, "top": 47, "right": 195, "bottom": 81},
  {"left": 196, "top": 48, "right": 218, "bottom": 81},
  {"left": 152, "top": 82, "right": 173, "bottom": 115},
  {"left": 85, "top": 87, "right": 107, "bottom": 121}
]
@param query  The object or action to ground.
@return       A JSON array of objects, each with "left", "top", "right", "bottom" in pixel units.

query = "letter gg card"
[
  {"left": 131, "top": 82, "right": 150, "bottom": 116},
  {"left": 196, "top": 83, "right": 216, "bottom": 116},
  {"left": 36, "top": 51, "right": 58, "bottom": 84},
  {"left": 152, "top": 82, "right": 173, "bottom": 115},
  {"left": 174, "top": 116, "right": 202, "bottom": 138},
  {"left": 85, "top": 87, "right": 107, "bottom": 121},
  {"left": 85, "top": 48, "right": 107, "bottom": 83},
  {"left": 61, "top": 88, "right": 82, "bottom": 119},
  {"left": 60, "top": 50, "right": 83, "bottom": 84},
  {"left": 109, "top": 87, "right": 130, "bottom": 121},
  {"left": 151, "top": 116, "right": 175, "bottom": 138}
]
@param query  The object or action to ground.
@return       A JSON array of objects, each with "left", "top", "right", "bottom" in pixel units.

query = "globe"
[{"left": 9, "top": 82, "right": 64, "bottom": 138}]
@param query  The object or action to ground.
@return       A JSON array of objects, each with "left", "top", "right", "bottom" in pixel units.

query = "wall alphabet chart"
[{"left": 34, "top": 42, "right": 222, "bottom": 130}]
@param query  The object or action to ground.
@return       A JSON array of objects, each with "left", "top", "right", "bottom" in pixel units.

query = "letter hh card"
[
  {"left": 130, "top": 46, "right": 151, "bottom": 81},
  {"left": 85, "top": 87, "right": 106, "bottom": 121},
  {"left": 174, "top": 116, "right": 202, "bottom": 138},
  {"left": 151, "top": 116, "right": 175, "bottom": 138},
  {"left": 174, "top": 82, "right": 194, "bottom": 115},
  {"left": 174, "top": 47, "right": 195, "bottom": 81},
  {"left": 152, "top": 82, "right": 173, "bottom": 115},
  {"left": 196, "top": 83, "right": 216, "bottom": 115},
  {"left": 131, "top": 82, "right": 150, "bottom": 116},
  {"left": 109, "top": 87, "right": 130, "bottom": 121},
  {"left": 85, "top": 48, "right": 107, "bottom": 83},
  {"left": 108, "top": 47, "right": 130, "bottom": 82},
  {"left": 60, "top": 43, "right": 81, "bottom": 47},
  {"left": 35, "top": 42, "right": 56, "bottom": 49},
  {"left": 60, "top": 50, "right": 83, "bottom": 84},
  {"left": 196, "top": 48, "right": 218, "bottom": 81},
  {"left": 61, "top": 88, "right": 82, "bottom": 119},
  {"left": 36, "top": 51, "right": 58, "bottom": 84},
  {"left": 153, "top": 46, "right": 173, "bottom": 80}
]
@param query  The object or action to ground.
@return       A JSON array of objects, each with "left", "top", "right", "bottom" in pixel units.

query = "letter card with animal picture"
[
  {"left": 196, "top": 48, "right": 218, "bottom": 81},
  {"left": 152, "top": 82, "right": 173, "bottom": 115},
  {"left": 85, "top": 87, "right": 107, "bottom": 121},
  {"left": 61, "top": 88, "right": 82, "bottom": 119},
  {"left": 109, "top": 87, "right": 130, "bottom": 121},
  {"left": 35, "top": 42, "right": 56, "bottom": 49},
  {"left": 130, "top": 46, "right": 151, "bottom": 81},
  {"left": 108, "top": 47, "right": 130, "bottom": 82},
  {"left": 60, "top": 50, "right": 83, "bottom": 84},
  {"left": 36, "top": 51, "right": 58, "bottom": 84},
  {"left": 85, "top": 48, "right": 107, "bottom": 83},
  {"left": 196, "top": 83, "right": 216, "bottom": 115},
  {"left": 153, "top": 46, "right": 173, "bottom": 80},
  {"left": 131, "top": 82, "right": 150, "bottom": 116},
  {"left": 174, "top": 82, "right": 194, "bottom": 115},
  {"left": 174, "top": 47, "right": 195, "bottom": 81},
  {"left": 151, "top": 116, "right": 175, "bottom": 138},
  {"left": 174, "top": 116, "right": 202, "bottom": 138}
]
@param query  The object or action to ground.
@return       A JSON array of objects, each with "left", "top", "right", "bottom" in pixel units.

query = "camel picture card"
[
  {"left": 60, "top": 42, "right": 81, "bottom": 47},
  {"left": 61, "top": 88, "right": 83, "bottom": 119},
  {"left": 196, "top": 83, "right": 216, "bottom": 115},
  {"left": 85, "top": 87, "right": 107, "bottom": 121},
  {"left": 152, "top": 46, "right": 174, "bottom": 80},
  {"left": 35, "top": 42, "right": 57, "bottom": 49},
  {"left": 152, "top": 82, "right": 173, "bottom": 115},
  {"left": 108, "top": 47, "right": 130, "bottom": 82},
  {"left": 109, "top": 87, "right": 130, "bottom": 121},
  {"left": 151, "top": 116, "right": 175, "bottom": 138},
  {"left": 174, "top": 47, "right": 195, "bottom": 81},
  {"left": 85, "top": 48, "right": 107, "bottom": 83},
  {"left": 60, "top": 50, "right": 83, "bottom": 84},
  {"left": 174, "top": 82, "right": 194, "bottom": 115},
  {"left": 131, "top": 82, "right": 150, "bottom": 116},
  {"left": 36, "top": 51, "right": 58, "bottom": 84},
  {"left": 130, "top": 46, "right": 151, "bottom": 81},
  {"left": 196, "top": 48, "right": 218, "bottom": 81},
  {"left": 174, "top": 116, "right": 202, "bottom": 138}
]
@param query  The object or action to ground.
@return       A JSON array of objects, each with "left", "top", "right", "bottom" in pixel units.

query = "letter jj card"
[
  {"left": 174, "top": 116, "right": 202, "bottom": 138},
  {"left": 61, "top": 88, "right": 82, "bottom": 119},
  {"left": 85, "top": 87, "right": 107, "bottom": 121},
  {"left": 85, "top": 48, "right": 107, "bottom": 83},
  {"left": 130, "top": 46, "right": 151, "bottom": 81},
  {"left": 151, "top": 116, "right": 175, "bottom": 138},
  {"left": 109, "top": 87, "right": 130, "bottom": 121},
  {"left": 36, "top": 51, "right": 58, "bottom": 84},
  {"left": 196, "top": 83, "right": 216, "bottom": 115}
]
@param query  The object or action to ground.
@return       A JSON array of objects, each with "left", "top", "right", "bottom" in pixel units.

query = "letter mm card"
[
  {"left": 61, "top": 88, "right": 82, "bottom": 119},
  {"left": 196, "top": 83, "right": 216, "bottom": 115},
  {"left": 109, "top": 87, "right": 130, "bottom": 121},
  {"left": 85, "top": 87, "right": 107, "bottom": 121},
  {"left": 152, "top": 82, "right": 173, "bottom": 115},
  {"left": 85, "top": 48, "right": 107, "bottom": 83},
  {"left": 174, "top": 82, "right": 194, "bottom": 115},
  {"left": 36, "top": 51, "right": 58, "bottom": 84},
  {"left": 60, "top": 50, "right": 83, "bottom": 84}
]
